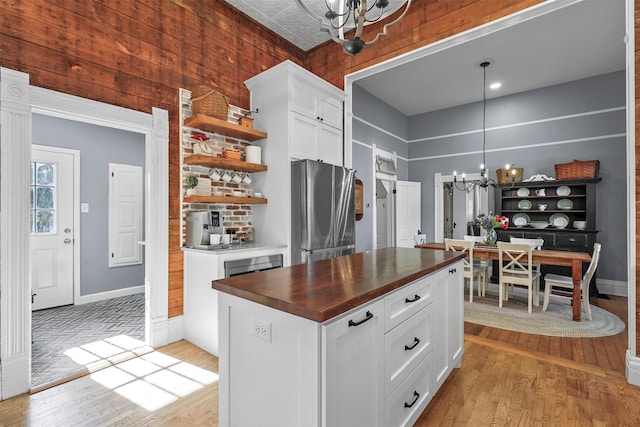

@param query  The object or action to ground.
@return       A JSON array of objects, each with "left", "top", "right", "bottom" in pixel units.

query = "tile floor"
[{"left": 31, "top": 293, "right": 146, "bottom": 390}]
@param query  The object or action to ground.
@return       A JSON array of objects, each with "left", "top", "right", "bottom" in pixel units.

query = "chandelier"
[
  {"left": 295, "top": 0, "right": 413, "bottom": 55},
  {"left": 453, "top": 60, "right": 517, "bottom": 192}
]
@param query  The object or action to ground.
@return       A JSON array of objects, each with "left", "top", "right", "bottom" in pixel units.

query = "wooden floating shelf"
[
  {"left": 184, "top": 154, "right": 268, "bottom": 173},
  {"left": 184, "top": 114, "right": 267, "bottom": 141},
  {"left": 184, "top": 195, "right": 268, "bottom": 204}
]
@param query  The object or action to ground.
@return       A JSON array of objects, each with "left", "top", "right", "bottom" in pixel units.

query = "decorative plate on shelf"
[
  {"left": 516, "top": 187, "right": 530, "bottom": 197},
  {"left": 556, "top": 185, "right": 571, "bottom": 196},
  {"left": 517, "top": 199, "right": 532, "bottom": 210},
  {"left": 549, "top": 213, "right": 570, "bottom": 229},
  {"left": 557, "top": 199, "right": 573, "bottom": 210},
  {"left": 512, "top": 213, "right": 530, "bottom": 227}
]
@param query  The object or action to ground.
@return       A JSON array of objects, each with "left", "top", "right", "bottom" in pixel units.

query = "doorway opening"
[
  {"left": 30, "top": 117, "right": 148, "bottom": 390},
  {"left": 375, "top": 178, "right": 395, "bottom": 248}
]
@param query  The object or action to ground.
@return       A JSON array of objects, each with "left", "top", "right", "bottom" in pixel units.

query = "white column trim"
[{"left": 0, "top": 68, "right": 31, "bottom": 400}]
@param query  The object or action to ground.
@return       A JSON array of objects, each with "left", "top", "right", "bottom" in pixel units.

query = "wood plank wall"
[
  {"left": 2, "top": 0, "right": 637, "bottom": 355},
  {"left": 0, "top": 0, "right": 304, "bottom": 317}
]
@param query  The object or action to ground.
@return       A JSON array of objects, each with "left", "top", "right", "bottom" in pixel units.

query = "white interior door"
[
  {"left": 30, "top": 147, "right": 76, "bottom": 310},
  {"left": 395, "top": 181, "right": 421, "bottom": 248}
]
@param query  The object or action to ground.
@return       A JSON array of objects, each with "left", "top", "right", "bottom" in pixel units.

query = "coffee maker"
[{"left": 185, "top": 211, "right": 223, "bottom": 248}]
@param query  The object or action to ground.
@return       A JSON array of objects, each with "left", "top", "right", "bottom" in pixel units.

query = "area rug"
[{"left": 464, "top": 286, "right": 625, "bottom": 338}]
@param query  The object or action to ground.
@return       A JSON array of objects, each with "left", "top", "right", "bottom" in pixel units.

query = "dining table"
[{"left": 415, "top": 242, "right": 592, "bottom": 321}]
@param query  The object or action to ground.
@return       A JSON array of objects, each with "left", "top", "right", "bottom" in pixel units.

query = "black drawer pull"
[
  {"left": 348, "top": 311, "right": 373, "bottom": 327},
  {"left": 405, "top": 294, "right": 421, "bottom": 303},
  {"left": 449, "top": 267, "right": 457, "bottom": 274},
  {"left": 404, "top": 390, "right": 420, "bottom": 408},
  {"left": 569, "top": 238, "right": 576, "bottom": 242},
  {"left": 404, "top": 337, "right": 420, "bottom": 351}
]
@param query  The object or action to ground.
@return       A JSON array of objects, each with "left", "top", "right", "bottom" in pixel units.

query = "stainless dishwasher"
[{"left": 224, "top": 254, "right": 283, "bottom": 278}]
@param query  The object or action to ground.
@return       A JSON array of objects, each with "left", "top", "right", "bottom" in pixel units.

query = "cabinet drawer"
[
  {"left": 523, "top": 231, "right": 556, "bottom": 246},
  {"left": 497, "top": 229, "right": 524, "bottom": 241},
  {"left": 557, "top": 233, "right": 589, "bottom": 248},
  {"left": 385, "top": 276, "right": 432, "bottom": 332},
  {"left": 384, "top": 352, "right": 432, "bottom": 427},
  {"left": 385, "top": 305, "right": 432, "bottom": 398}
]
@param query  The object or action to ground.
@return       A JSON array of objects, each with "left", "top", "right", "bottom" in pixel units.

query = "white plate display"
[
  {"left": 516, "top": 187, "right": 530, "bottom": 197},
  {"left": 556, "top": 185, "right": 571, "bottom": 196},
  {"left": 557, "top": 199, "right": 573, "bottom": 210},
  {"left": 549, "top": 213, "right": 570, "bottom": 228},
  {"left": 517, "top": 199, "right": 532, "bottom": 210},
  {"left": 512, "top": 213, "right": 530, "bottom": 227}
]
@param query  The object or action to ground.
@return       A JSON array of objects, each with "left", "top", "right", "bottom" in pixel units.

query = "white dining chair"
[
  {"left": 445, "top": 238, "right": 483, "bottom": 302},
  {"left": 508, "top": 237, "right": 544, "bottom": 298},
  {"left": 497, "top": 241, "right": 540, "bottom": 313},
  {"left": 463, "top": 235, "right": 490, "bottom": 297},
  {"left": 542, "top": 243, "right": 601, "bottom": 320}
]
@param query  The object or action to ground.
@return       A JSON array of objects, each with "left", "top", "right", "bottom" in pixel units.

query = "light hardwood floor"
[{"left": 0, "top": 296, "right": 636, "bottom": 426}]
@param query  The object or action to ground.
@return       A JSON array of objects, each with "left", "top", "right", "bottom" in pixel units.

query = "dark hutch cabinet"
[{"left": 495, "top": 177, "right": 601, "bottom": 295}]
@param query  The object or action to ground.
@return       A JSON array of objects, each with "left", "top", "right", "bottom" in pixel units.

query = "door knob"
[
  {"left": 64, "top": 238, "right": 72, "bottom": 244},
  {"left": 64, "top": 228, "right": 71, "bottom": 233}
]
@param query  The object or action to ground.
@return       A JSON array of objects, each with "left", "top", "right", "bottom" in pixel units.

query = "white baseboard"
[
  {"left": 77, "top": 285, "right": 144, "bottom": 305},
  {"left": 1, "top": 351, "right": 30, "bottom": 400},
  {"left": 597, "top": 279, "right": 628, "bottom": 297},
  {"left": 167, "top": 315, "right": 185, "bottom": 345},
  {"left": 626, "top": 351, "right": 640, "bottom": 386}
]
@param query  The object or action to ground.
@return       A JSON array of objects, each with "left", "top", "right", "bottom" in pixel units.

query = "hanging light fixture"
[
  {"left": 453, "top": 60, "right": 517, "bottom": 192},
  {"left": 294, "top": 0, "right": 412, "bottom": 55}
]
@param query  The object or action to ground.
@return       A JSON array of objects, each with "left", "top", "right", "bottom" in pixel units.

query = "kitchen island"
[{"left": 212, "top": 247, "right": 465, "bottom": 427}]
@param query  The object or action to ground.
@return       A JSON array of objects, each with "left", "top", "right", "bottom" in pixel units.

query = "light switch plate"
[{"left": 81, "top": 203, "right": 89, "bottom": 213}]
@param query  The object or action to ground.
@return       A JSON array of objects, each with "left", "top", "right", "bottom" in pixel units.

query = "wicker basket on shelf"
[
  {"left": 555, "top": 160, "right": 600, "bottom": 180},
  {"left": 190, "top": 84, "right": 229, "bottom": 121}
]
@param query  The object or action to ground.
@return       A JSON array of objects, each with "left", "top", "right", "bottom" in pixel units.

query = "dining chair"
[
  {"left": 463, "top": 235, "right": 490, "bottom": 297},
  {"left": 445, "top": 238, "right": 482, "bottom": 302},
  {"left": 542, "top": 242, "right": 601, "bottom": 320},
  {"left": 497, "top": 241, "right": 541, "bottom": 313},
  {"left": 509, "top": 237, "right": 544, "bottom": 297}
]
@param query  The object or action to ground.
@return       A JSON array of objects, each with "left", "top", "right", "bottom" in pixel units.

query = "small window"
[
  {"left": 30, "top": 161, "right": 57, "bottom": 234},
  {"left": 376, "top": 155, "right": 397, "bottom": 175}
]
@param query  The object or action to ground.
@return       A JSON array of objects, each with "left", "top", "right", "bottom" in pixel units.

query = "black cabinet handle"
[
  {"left": 404, "top": 337, "right": 420, "bottom": 351},
  {"left": 405, "top": 294, "right": 421, "bottom": 303},
  {"left": 348, "top": 311, "right": 373, "bottom": 327},
  {"left": 404, "top": 390, "right": 420, "bottom": 408},
  {"left": 449, "top": 267, "right": 457, "bottom": 274}
]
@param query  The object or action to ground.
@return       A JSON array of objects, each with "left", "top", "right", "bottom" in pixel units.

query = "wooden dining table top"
[
  {"left": 416, "top": 242, "right": 591, "bottom": 321},
  {"left": 415, "top": 242, "right": 591, "bottom": 266}
]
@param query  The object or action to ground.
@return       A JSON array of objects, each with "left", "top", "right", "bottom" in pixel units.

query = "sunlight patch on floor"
[
  {"left": 89, "top": 349, "right": 218, "bottom": 411},
  {"left": 63, "top": 334, "right": 152, "bottom": 371}
]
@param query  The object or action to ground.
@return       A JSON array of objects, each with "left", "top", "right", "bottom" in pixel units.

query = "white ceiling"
[{"left": 225, "top": 0, "right": 626, "bottom": 116}]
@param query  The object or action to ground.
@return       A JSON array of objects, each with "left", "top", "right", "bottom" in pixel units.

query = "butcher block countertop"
[{"left": 211, "top": 247, "right": 464, "bottom": 323}]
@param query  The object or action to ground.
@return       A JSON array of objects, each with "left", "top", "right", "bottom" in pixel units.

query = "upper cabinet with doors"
[{"left": 246, "top": 60, "right": 345, "bottom": 167}]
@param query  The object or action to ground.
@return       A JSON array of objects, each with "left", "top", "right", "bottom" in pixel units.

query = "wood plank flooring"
[{"left": 0, "top": 296, "right": 634, "bottom": 426}]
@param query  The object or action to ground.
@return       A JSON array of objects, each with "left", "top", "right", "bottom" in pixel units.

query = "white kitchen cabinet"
[
  {"left": 323, "top": 300, "right": 385, "bottom": 427},
  {"left": 290, "top": 111, "right": 343, "bottom": 166},
  {"left": 431, "top": 264, "right": 464, "bottom": 391},
  {"left": 246, "top": 59, "right": 345, "bottom": 167},
  {"left": 216, "top": 257, "right": 464, "bottom": 426}
]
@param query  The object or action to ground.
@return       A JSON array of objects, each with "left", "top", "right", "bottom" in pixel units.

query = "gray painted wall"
[
  {"left": 353, "top": 71, "right": 627, "bottom": 283},
  {"left": 32, "top": 114, "right": 146, "bottom": 296}
]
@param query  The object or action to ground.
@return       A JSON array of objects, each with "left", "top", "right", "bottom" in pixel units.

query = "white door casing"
[
  {"left": 30, "top": 146, "right": 78, "bottom": 310},
  {"left": 0, "top": 67, "right": 170, "bottom": 400},
  {"left": 395, "top": 180, "right": 421, "bottom": 248},
  {"left": 109, "top": 163, "right": 143, "bottom": 267}
]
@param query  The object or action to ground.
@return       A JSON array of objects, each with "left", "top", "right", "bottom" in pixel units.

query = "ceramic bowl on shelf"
[
  {"left": 529, "top": 221, "right": 550, "bottom": 229},
  {"left": 573, "top": 220, "right": 587, "bottom": 230}
]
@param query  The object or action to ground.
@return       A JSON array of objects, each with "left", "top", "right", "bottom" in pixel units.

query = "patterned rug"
[
  {"left": 31, "top": 293, "right": 148, "bottom": 391},
  {"left": 464, "top": 285, "right": 625, "bottom": 338}
]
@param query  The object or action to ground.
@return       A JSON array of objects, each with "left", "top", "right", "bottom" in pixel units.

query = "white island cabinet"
[{"left": 214, "top": 248, "right": 464, "bottom": 427}]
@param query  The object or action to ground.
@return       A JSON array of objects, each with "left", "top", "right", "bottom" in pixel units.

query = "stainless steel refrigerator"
[{"left": 291, "top": 159, "right": 356, "bottom": 265}]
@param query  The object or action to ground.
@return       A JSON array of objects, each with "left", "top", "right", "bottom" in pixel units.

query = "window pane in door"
[{"left": 30, "top": 161, "right": 56, "bottom": 235}]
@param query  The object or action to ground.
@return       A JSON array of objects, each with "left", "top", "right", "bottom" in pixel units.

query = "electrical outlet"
[{"left": 251, "top": 316, "right": 272, "bottom": 343}]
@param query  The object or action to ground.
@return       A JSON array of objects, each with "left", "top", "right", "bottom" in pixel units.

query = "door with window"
[{"left": 30, "top": 147, "right": 76, "bottom": 310}]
